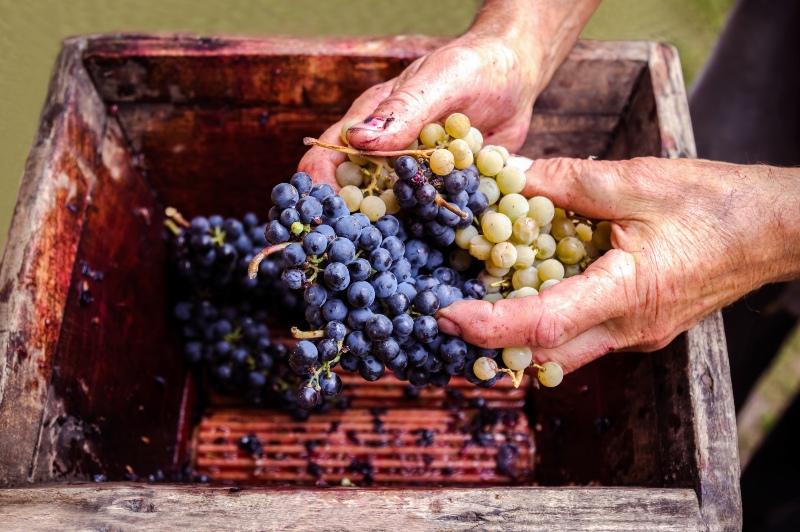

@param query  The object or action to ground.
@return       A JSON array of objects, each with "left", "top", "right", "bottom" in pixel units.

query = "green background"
[{"left": 0, "top": 0, "right": 732, "bottom": 251}]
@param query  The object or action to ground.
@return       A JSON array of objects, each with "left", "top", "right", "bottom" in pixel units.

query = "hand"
[
  {"left": 437, "top": 157, "right": 800, "bottom": 373},
  {"left": 298, "top": 0, "right": 600, "bottom": 186}
]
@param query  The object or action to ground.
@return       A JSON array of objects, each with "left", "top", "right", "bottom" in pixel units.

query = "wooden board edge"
[
  {"left": 648, "top": 42, "right": 742, "bottom": 531},
  {"left": 0, "top": 483, "right": 703, "bottom": 531}
]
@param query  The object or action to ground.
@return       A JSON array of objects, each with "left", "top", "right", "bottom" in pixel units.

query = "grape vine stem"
[
  {"left": 303, "top": 137, "right": 436, "bottom": 158},
  {"left": 247, "top": 243, "right": 290, "bottom": 279},
  {"left": 434, "top": 194, "right": 469, "bottom": 219},
  {"left": 291, "top": 327, "right": 325, "bottom": 339}
]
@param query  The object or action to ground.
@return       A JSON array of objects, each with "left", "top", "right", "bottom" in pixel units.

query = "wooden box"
[{"left": 0, "top": 35, "right": 740, "bottom": 530}]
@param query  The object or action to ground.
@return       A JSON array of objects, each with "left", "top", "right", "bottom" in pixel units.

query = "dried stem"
[
  {"left": 304, "top": 137, "right": 435, "bottom": 158},
  {"left": 291, "top": 327, "right": 326, "bottom": 339},
  {"left": 165, "top": 207, "right": 190, "bottom": 228},
  {"left": 434, "top": 195, "right": 469, "bottom": 219},
  {"left": 247, "top": 243, "right": 289, "bottom": 279}
]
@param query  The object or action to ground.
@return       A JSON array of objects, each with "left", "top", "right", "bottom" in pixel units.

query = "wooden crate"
[{"left": 0, "top": 35, "right": 740, "bottom": 530}]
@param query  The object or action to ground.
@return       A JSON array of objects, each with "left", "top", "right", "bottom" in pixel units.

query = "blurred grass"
[{"left": 0, "top": 0, "right": 731, "bottom": 251}]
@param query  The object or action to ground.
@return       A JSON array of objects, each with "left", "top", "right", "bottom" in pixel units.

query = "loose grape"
[
  {"left": 469, "top": 234, "right": 493, "bottom": 260},
  {"left": 473, "top": 356, "right": 499, "bottom": 381},
  {"left": 481, "top": 212, "right": 513, "bottom": 243},
  {"left": 483, "top": 292, "right": 503, "bottom": 303},
  {"left": 465, "top": 127, "right": 483, "bottom": 153},
  {"left": 556, "top": 236, "right": 585, "bottom": 265},
  {"left": 360, "top": 195, "right": 387, "bottom": 222},
  {"left": 538, "top": 361, "right": 564, "bottom": 387},
  {"left": 336, "top": 161, "right": 364, "bottom": 187},
  {"left": 490, "top": 242, "right": 517, "bottom": 269},
  {"left": 419, "top": 123, "right": 447, "bottom": 148},
  {"left": 514, "top": 245, "right": 536, "bottom": 269},
  {"left": 485, "top": 264, "right": 510, "bottom": 277},
  {"left": 430, "top": 149, "right": 455, "bottom": 176},
  {"left": 535, "top": 234, "right": 556, "bottom": 259},
  {"left": 455, "top": 225, "right": 479, "bottom": 249},
  {"left": 503, "top": 346, "right": 532, "bottom": 371},
  {"left": 448, "top": 139, "right": 474, "bottom": 169},
  {"left": 551, "top": 218, "right": 576, "bottom": 241},
  {"left": 575, "top": 222, "right": 593, "bottom": 242},
  {"left": 593, "top": 221, "right": 613, "bottom": 250},
  {"left": 478, "top": 177, "right": 501, "bottom": 205},
  {"left": 512, "top": 266, "right": 540, "bottom": 290},
  {"left": 538, "top": 258, "right": 565, "bottom": 282},
  {"left": 512, "top": 216, "right": 539, "bottom": 245},
  {"left": 340, "top": 185, "right": 364, "bottom": 212},
  {"left": 539, "top": 279, "right": 561, "bottom": 291},
  {"left": 564, "top": 264, "right": 582, "bottom": 278},
  {"left": 476, "top": 148, "right": 504, "bottom": 176},
  {"left": 444, "top": 112, "right": 471, "bottom": 139},
  {"left": 528, "top": 196, "right": 555, "bottom": 226},
  {"left": 380, "top": 189, "right": 400, "bottom": 214},
  {"left": 496, "top": 166, "right": 526, "bottom": 195},
  {"left": 507, "top": 286, "right": 538, "bottom": 299},
  {"left": 498, "top": 193, "right": 529, "bottom": 221},
  {"left": 450, "top": 249, "right": 472, "bottom": 271}
]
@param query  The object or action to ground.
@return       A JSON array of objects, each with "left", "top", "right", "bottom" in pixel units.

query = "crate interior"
[{"left": 41, "top": 37, "right": 697, "bottom": 489}]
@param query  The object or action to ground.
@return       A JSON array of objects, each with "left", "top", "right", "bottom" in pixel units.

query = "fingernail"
[{"left": 437, "top": 316, "right": 462, "bottom": 336}]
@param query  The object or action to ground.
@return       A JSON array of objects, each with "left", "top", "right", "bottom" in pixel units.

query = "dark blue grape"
[
  {"left": 283, "top": 243, "right": 306, "bottom": 267},
  {"left": 318, "top": 338, "right": 340, "bottom": 362},
  {"left": 315, "top": 224, "right": 336, "bottom": 241},
  {"left": 358, "top": 355, "right": 385, "bottom": 381},
  {"left": 297, "top": 196, "right": 323, "bottom": 223},
  {"left": 416, "top": 276, "right": 440, "bottom": 292},
  {"left": 462, "top": 279, "right": 486, "bottom": 299},
  {"left": 383, "top": 292, "right": 409, "bottom": 316},
  {"left": 396, "top": 282, "right": 418, "bottom": 302},
  {"left": 347, "top": 258, "right": 371, "bottom": 281},
  {"left": 282, "top": 268, "right": 305, "bottom": 289},
  {"left": 319, "top": 372, "right": 343, "bottom": 397},
  {"left": 248, "top": 371, "right": 268, "bottom": 387},
  {"left": 414, "top": 183, "right": 437, "bottom": 205},
  {"left": 451, "top": 190, "right": 469, "bottom": 207},
  {"left": 375, "top": 338, "right": 401, "bottom": 362},
  {"left": 414, "top": 316, "right": 438, "bottom": 343},
  {"left": 407, "top": 343, "right": 428, "bottom": 367},
  {"left": 444, "top": 171, "right": 466, "bottom": 194},
  {"left": 369, "top": 248, "right": 392, "bottom": 272},
  {"left": 328, "top": 237, "right": 356, "bottom": 264},
  {"left": 464, "top": 166, "right": 480, "bottom": 193},
  {"left": 425, "top": 354, "right": 443, "bottom": 373},
  {"left": 290, "top": 340, "right": 318, "bottom": 370},
  {"left": 414, "top": 289, "right": 440, "bottom": 315},
  {"left": 323, "top": 262, "right": 350, "bottom": 291},
  {"left": 347, "top": 307, "right": 373, "bottom": 330},
  {"left": 433, "top": 267, "right": 458, "bottom": 285},
  {"left": 390, "top": 258, "right": 412, "bottom": 283},
  {"left": 408, "top": 368, "right": 429, "bottom": 386},
  {"left": 305, "top": 305, "right": 324, "bottom": 328},
  {"left": 290, "top": 171, "right": 313, "bottom": 195},
  {"left": 304, "top": 285, "right": 328, "bottom": 307},
  {"left": 321, "top": 298, "right": 348, "bottom": 321},
  {"left": 358, "top": 226, "right": 382, "bottom": 251},
  {"left": 394, "top": 155, "right": 418, "bottom": 181},
  {"left": 340, "top": 353, "right": 359, "bottom": 372},
  {"left": 386, "top": 349, "right": 407, "bottom": 372},
  {"left": 353, "top": 213, "right": 371, "bottom": 228},
  {"left": 431, "top": 227, "right": 455, "bottom": 247},
  {"left": 266, "top": 220, "right": 290, "bottom": 244},
  {"left": 190, "top": 216, "right": 210, "bottom": 234},
  {"left": 439, "top": 337, "right": 467, "bottom": 363},
  {"left": 303, "top": 231, "right": 328, "bottom": 256},
  {"left": 271, "top": 183, "right": 299, "bottom": 209},
  {"left": 414, "top": 201, "right": 438, "bottom": 221},
  {"left": 426, "top": 249, "right": 444, "bottom": 270},
  {"left": 365, "top": 314, "right": 393, "bottom": 340},
  {"left": 393, "top": 180, "right": 417, "bottom": 207},
  {"left": 223, "top": 218, "right": 244, "bottom": 239},
  {"left": 430, "top": 372, "right": 451, "bottom": 387},
  {"left": 381, "top": 236, "right": 404, "bottom": 261},
  {"left": 185, "top": 341, "right": 203, "bottom": 363},
  {"left": 375, "top": 215, "right": 399, "bottom": 237},
  {"left": 296, "top": 386, "right": 320, "bottom": 409},
  {"left": 174, "top": 302, "right": 193, "bottom": 321},
  {"left": 455, "top": 207, "right": 474, "bottom": 229},
  {"left": 323, "top": 195, "right": 349, "bottom": 220},
  {"left": 347, "top": 280, "right": 376, "bottom": 308},
  {"left": 437, "top": 206, "right": 461, "bottom": 227},
  {"left": 345, "top": 331, "right": 371, "bottom": 357},
  {"left": 325, "top": 321, "right": 347, "bottom": 341},
  {"left": 215, "top": 364, "right": 233, "bottom": 381},
  {"left": 310, "top": 183, "right": 335, "bottom": 202},
  {"left": 371, "top": 271, "right": 398, "bottom": 299},
  {"left": 279, "top": 208, "right": 300, "bottom": 228},
  {"left": 468, "top": 191, "right": 488, "bottom": 215},
  {"left": 404, "top": 239, "right": 430, "bottom": 268},
  {"left": 334, "top": 215, "right": 361, "bottom": 241},
  {"left": 392, "top": 314, "right": 414, "bottom": 337},
  {"left": 408, "top": 221, "right": 425, "bottom": 238}
]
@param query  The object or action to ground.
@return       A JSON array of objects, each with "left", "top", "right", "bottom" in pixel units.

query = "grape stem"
[
  {"left": 163, "top": 219, "right": 182, "bottom": 236},
  {"left": 165, "top": 206, "right": 190, "bottom": 228},
  {"left": 434, "top": 195, "right": 469, "bottom": 219},
  {"left": 498, "top": 368, "right": 525, "bottom": 388},
  {"left": 306, "top": 353, "right": 342, "bottom": 390},
  {"left": 291, "top": 327, "right": 325, "bottom": 339},
  {"left": 304, "top": 137, "right": 435, "bottom": 158},
  {"left": 247, "top": 243, "right": 290, "bottom": 279}
]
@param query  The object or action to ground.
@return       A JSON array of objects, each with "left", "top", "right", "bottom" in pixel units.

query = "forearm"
[
  {"left": 752, "top": 164, "right": 800, "bottom": 284},
  {"left": 467, "top": 0, "right": 601, "bottom": 92}
]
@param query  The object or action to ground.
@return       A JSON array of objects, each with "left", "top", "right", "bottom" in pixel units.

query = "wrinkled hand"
[
  {"left": 437, "top": 157, "right": 800, "bottom": 373},
  {"left": 298, "top": 35, "right": 541, "bottom": 186}
]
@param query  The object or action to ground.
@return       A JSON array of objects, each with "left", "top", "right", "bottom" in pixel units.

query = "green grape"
[
  {"left": 469, "top": 234, "right": 493, "bottom": 260},
  {"left": 535, "top": 234, "right": 556, "bottom": 259},
  {"left": 465, "top": 127, "right": 483, "bottom": 153},
  {"left": 503, "top": 346, "right": 532, "bottom": 371},
  {"left": 551, "top": 218, "right": 576, "bottom": 241},
  {"left": 448, "top": 139, "right": 474, "bottom": 169},
  {"left": 490, "top": 242, "right": 517, "bottom": 269},
  {"left": 419, "top": 122, "right": 447, "bottom": 148},
  {"left": 498, "top": 193, "right": 530, "bottom": 221},
  {"left": 538, "top": 258, "right": 565, "bottom": 282},
  {"left": 484, "top": 264, "right": 510, "bottom": 277},
  {"left": 593, "top": 221, "right": 613, "bottom": 251},
  {"left": 450, "top": 249, "right": 472, "bottom": 271},
  {"left": 380, "top": 189, "right": 400, "bottom": 214},
  {"left": 360, "top": 195, "right": 387, "bottom": 222},
  {"left": 556, "top": 236, "right": 585, "bottom": 265},
  {"left": 513, "top": 245, "right": 536, "bottom": 269},
  {"left": 476, "top": 148, "right": 504, "bottom": 176},
  {"left": 507, "top": 286, "right": 538, "bottom": 299},
  {"left": 340, "top": 185, "right": 363, "bottom": 212},
  {"left": 553, "top": 207, "right": 567, "bottom": 220},
  {"left": 455, "top": 225, "right": 479, "bottom": 250},
  {"left": 512, "top": 216, "right": 539, "bottom": 245},
  {"left": 496, "top": 166, "right": 526, "bottom": 195},
  {"left": 481, "top": 212, "right": 513, "bottom": 243},
  {"left": 335, "top": 161, "right": 364, "bottom": 187},
  {"left": 444, "top": 112, "right": 471, "bottom": 139},
  {"left": 473, "top": 356, "right": 499, "bottom": 380},
  {"left": 527, "top": 196, "right": 555, "bottom": 226},
  {"left": 490, "top": 145, "right": 510, "bottom": 162},
  {"left": 564, "top": 264, "right": 582, "bottom": 278},
  {"left": 575, "top": 222, "right": 593, "bottom": 242},
  {"left": 479, "top": 271, "right": 504, "bottom": 294},
  {"left": 512, "top": 266, "right": 540, "bottom": 290},
  {"left": 478, "top": 177, "right": 501, "bottom": 206},
  {"left": 539, "top": 279, "right": 561, "bottom": 291},
  {"left": 537, "top": 361, "right": 564, "bottom": 387},
  {"left": 430, "top": 149, "right": 455, "bottom": 176},
  {"left": 483, "top": 292, "right": 503, "bottom": 303}
]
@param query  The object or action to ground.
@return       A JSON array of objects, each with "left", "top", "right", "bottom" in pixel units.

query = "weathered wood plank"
[
  {"left": 0, "top": 483, "right": 703, "bottom": 531},
  {"left": 0, "top": 39, "right": 108, "bottom": 487}
]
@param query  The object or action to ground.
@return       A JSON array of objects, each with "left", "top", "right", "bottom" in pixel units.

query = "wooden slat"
[{"left": 0, "top": 483, "right": 703, "bottom": 531}]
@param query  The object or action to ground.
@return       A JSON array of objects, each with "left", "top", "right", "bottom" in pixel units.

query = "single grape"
[
  {"left": 469, "top": 234, "right": 493, "bottom": 260},
  {"left": 271, "top": 183, "right": 299, "bottom": 209},
  {"left": 325, "top": 321, "right": 347, "bottom": 341},
  {"left": 340, "top": 185, "right": 364, "bottom": 212},
  {"left": 319, "top": 372, "right": 343, "bottom": 396},
  {"left": 419, "top": 122, "right": 447, "bottom": 148},
  {"left": 465, "top": 127, "right": 483, "bottom": 153},
  {"left": 498, "top": 193, "right": 529, "bottom": 221},
  {"left": 335, "top": 161, "right": 364, "bottom": 187},
  {"left": 369, "top": 248, "right": 392, "bottom": 272},
  {"left": 478, "top": 177, "right": 501, "bottom": 205},
  {"left": 463, "top": 279, "right": 486, "bottom": 299},
  {"left": 323, "top": 262, "right": 351, "bottom": 291},
  {"left": 538, "top": 258, "right": 565, "bottom": 282},
  {"left": 539, "top": 278, "right": 561, "bottom": 291},
  {"left": 360, "top": 195, "right": 387, "bottom": 222},
  {"left": 455, "top": 225, "right": 478, "bottom": 250},
  {"left": 535, "top": 233, "right": 557, "bottom": 259},
  {"left": 413, "top": 290, "right": 440, "bottom": 315},
  {"left": 296, "top": 386, "right": 321, "bottom": 409},
  {"left": 538, "top": 361, "right": 564, "bottom": 387},
  {"left": 490, "top": 242, "right": 517, "bottom": 269},
  {"left": 322, "top": 298, "right": 348, "bottom": 321},
  {"left": 473, "top": 357, "right": 498, "bottom": 381},
  {"left": 358, "top": 226, "right": 383, "bottom": 251},
  {"left": 413, "top": 316, "right": 438, "bottom": 343},
  {"left": 296, "top": 196, "right": 323, "bottom": 223},
  {"left": 394, "top": 155, "right": 419, "bottom": 181},
  {"left": 444, "top": 112, "right": 471, "bottom": 138},
  {"left": 556, "top": 236, "right": 586, "bottom": 265},
  {"left": 347, "top": 280, "right": 376, "bottom": 308},
  {"left": 430, "top": 149, "right": 455, "bottom": 176},
  {"left": 304, "top": 285, "right": 328, "bottom": 307},
  {"left": 496, "top": 166, "right": 526, "bottom": 195},
  {"left": 551, "top": 217, "right": 577, "bottom": 241},
  {"left": 513, "top": 245, "right": 536, "bottom": 269},
  {"left": 414, "top": 183, "right": 437, "bottom": 205},
  {"left": 502, "top": 346, "right": 532, "bottom": 371},
  {"left": 323, "top": 195, "right": 350, "bottom": 220},
  {"left": 447, "top": 138, "right": 473, "bottom": 169},
  {"left": 512, "top": 216, "right": 539, "bottom": 245},
  {"left": 365, "top": 314, "right": 393, "bottom": 341},
  {"left": 481, "top": 212, "right": 513, "bottom": 243},
  {"left": 467, "top": 191, "right": 489, "bottom": 215},
  {"left": 512, "top": 266, "right": 540, "bottom": 290},
  {"left": 528, "top": 196, "right": 555, "bottom": 226},
  {"left": 575, "top": 222, "right": 593, "bottom": 242},
  {"left": 380, "top": 189, "right": 401, "bottom": 214},
  {"left": 507, "top": 286, "right": 538, "bottom": 298},
  {"left": 476, "top": 148, "right": 504, "bottom": 176},
  {"left": 593, "top": 221, "right": 613, "bottom": 250},
  {"left": 485, "top": 264, "right": 510, "bottom": 278},
  {"left": 359, "top": 355, "right": 385, "bottom": 381},
  {"left": 371, "top": 271, "right": 398, "bottom": 298},
  {"left": 328, "top": 237, "right": 356, "bottom": 263}
]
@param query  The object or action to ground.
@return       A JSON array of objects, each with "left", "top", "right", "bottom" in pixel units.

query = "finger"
[
  {"left": 347, "top": 51, "right": 479, "bottom": 151},
  {"left": 298, "top": 83, "right": 393, "bottom": 186},
  {"left": 533, "top": 324, "right": 618, "bottom": 374},
  {"left": 522, "top": 157, "right": 640, "bottom": 219},
  {"left": 437, "top": 249, "right": 637, "bottom": 349}
]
